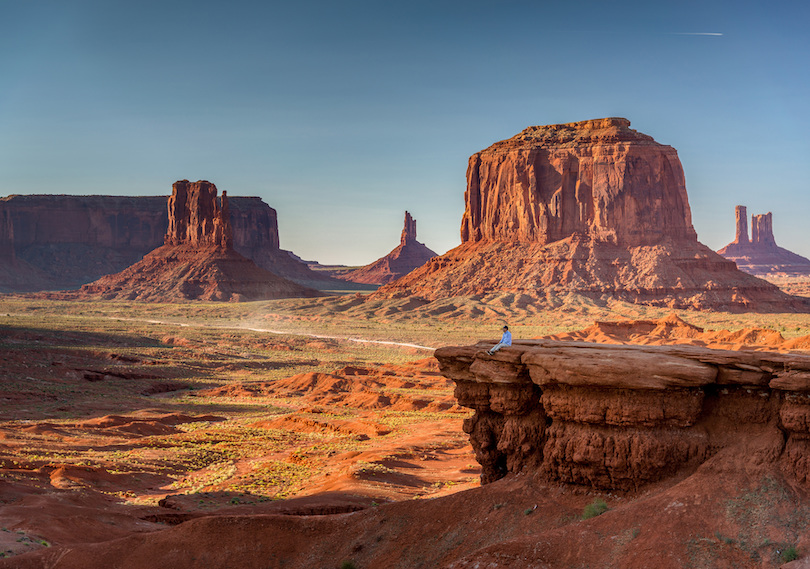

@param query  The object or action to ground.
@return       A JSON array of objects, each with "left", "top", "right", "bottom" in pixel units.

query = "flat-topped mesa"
[
  {"left": 165, "top": 180, "right": 232, "bottom": 249},
  {"left": 435, "top": 340, "right": 810, "bottom": 489},
  {"left": 461, "top": 118, "right": 697, "bottom": 246}
]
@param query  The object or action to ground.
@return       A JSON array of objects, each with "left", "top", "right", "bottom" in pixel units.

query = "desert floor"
[{"left": 1, "top": 292, "right": 810, "bottom": 566}]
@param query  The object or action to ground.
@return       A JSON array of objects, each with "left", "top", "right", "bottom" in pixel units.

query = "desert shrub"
[
  {"left": 781, "top": 545, "right": 799, "bottom": 563},
  {"left": 339, "top": 561, "right": 357, "bottom": 569},
  {"left": 582, "top": 498, "right": 609, "bottom": 520}
]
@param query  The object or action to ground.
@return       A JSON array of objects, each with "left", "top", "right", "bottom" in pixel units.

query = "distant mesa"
[
  {"left": 338, "top": 211, "right": 438, "bottom": 285},
  {"left": 72, "top": 180, "right": 322, "bottom": 302},
  {"left": 0, "top": 206, "right": 53, "bottom": 292},
  {"left": 717, "top": 205, "right": 810, "bottom": 277},
  {"left": 373, "top": 118, "right": 807, "bottom": 312},
  {"left": 0, "top": 190, "right": 360, "bottom": 293}
]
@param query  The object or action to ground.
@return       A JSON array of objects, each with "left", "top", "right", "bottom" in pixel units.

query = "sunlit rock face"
[
  {"left": 436, "top": 340, "right": 810, "bottom": 490},
  {"left": 460, "top": 117, "right": 696, "bottom": 246},
  {"left": 372, "top": 119, "right": 807, "bottom": 312}
]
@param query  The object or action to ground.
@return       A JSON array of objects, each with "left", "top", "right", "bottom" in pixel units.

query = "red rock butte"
[
  {"left": 717, "top": 205, "right": 810, "bottom": 276},
  {"left": 74, "top": 180, "right": 322, "bottom": 302},
  {"left": 374, "top": 118, "right": 807, "bottom": 311},
  {"left": 339, "top": 211, "right": 438, "bottom": 285}
]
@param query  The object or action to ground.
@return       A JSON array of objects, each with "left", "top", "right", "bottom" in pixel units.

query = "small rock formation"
[
  {"left": 339, "top": 212, "right": 438, "bottom": 285},
  {"left": 0, "top": 193, "right": 345, "bottom": 291},
  {"left": 373, "top": 118, "right": 806, "bottom": 311},
  {"left": 718, "top": 205, "right": 810, "bottom": 276},
  {"left": 435, "top": 338, "right": 810, "bottom": 489},
  {"left": 164, "top": 180, "right": 233, "bottom": 248},
  {"left": 76, "top": 181, "right": 321, "bottom": 302}
]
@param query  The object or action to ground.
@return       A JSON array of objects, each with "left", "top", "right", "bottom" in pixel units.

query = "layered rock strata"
[
  {"left": 76, "top": 181, "right": 321, "bottom": 302},
  {"left": 373, "top": 118, "right": 805, "bottom": 311},
  {"left": 435, "top": 340, "right": 810, "bottom": 489},
  {"left": 718, "top": 205, "right": 810, "bottom": 276},
  {"left": 0, "top": 193, "right": 342, "bottom": 291},
  {"left": 339, "top": 211, "right": 438, "bottom": 285}
]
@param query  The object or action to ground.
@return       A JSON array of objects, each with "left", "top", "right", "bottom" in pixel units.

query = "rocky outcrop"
[
  {"left": 165, "top": 180, "right": 232, "bottom": 248},
  {"left": 718, "top": 205, "right": 810, "bottom": 276},
  {"left": 373, "top": 119, "right": 807, "bottom": 312},
  {"left": 461, "top": 117, "right": 696, "bottom": 246},
  {"left": 435, "top": 339, "right": 810, "bottom": 490},
  {"left": 0, "top": 193, "right": 349, "bottom": 291},
  {"left": 339, "top": 212, "right": 438, "bottom": 285},
  {"left": 74, "top": 181, "right": 321, "bottom": 302}
]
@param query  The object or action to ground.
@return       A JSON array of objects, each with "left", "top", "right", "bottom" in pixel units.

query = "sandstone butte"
[
  {"left": 372, "top": 118, "right": 807, "bottom": 312},
  {"left": 73, "top": 180, "right": 322, "bottom": 302},
  {"left": 338, "top": 211, "right": 438, "bottom": 285},
  {"left": 0, "top": 193, "right": 346, "bottom": 292},
  {"left": 718, "top": 205, "right": 810, "bottom": 277}
]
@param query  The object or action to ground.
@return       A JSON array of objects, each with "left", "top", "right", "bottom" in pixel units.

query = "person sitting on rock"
[{"left": 487, "top": 325, "right": 512, "bottom": 355}]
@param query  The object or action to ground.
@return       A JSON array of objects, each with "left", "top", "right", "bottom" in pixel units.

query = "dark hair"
[{"left": 502, "top": 325, "right": 509, "bottom": 330}]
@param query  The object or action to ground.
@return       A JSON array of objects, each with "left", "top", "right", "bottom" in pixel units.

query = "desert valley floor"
[{"left": 2, "top": 291, "right": 810, "bottom": 568}]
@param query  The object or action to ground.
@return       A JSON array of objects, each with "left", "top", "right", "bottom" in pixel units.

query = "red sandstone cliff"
[
  {"left": 461, "top": 117, "right": 696, "bottom": 246},
  {"left": 339, "top": 211, "right": 438, "bottom": 285},
  {"left": 75, "top": 181, "right": 321, "bottom": 302},
  {"left": 436, "top": 338, "right": 810, "bottom": 488},
  {"left": 718, "top": 205, "right": 810, "bottom": 276},
  {"left": 373, "top": 118, "right": 806, "bottom": 312}
]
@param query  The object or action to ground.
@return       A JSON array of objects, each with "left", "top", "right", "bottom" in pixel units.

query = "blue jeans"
[{"left": 488, "top": 342, "right": 509, "bottom": 354}]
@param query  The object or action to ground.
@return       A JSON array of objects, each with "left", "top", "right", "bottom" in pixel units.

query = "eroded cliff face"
[
  {"left": 372, "top": 119, "right": 806, "bottom": 311},
  {"left": 165, "top": 180, "right": 233, "bottom": 248},
  {"left": 436, "top": 341, "right": 810, "bottom": 490},
  {"left": 461, "top": 118, "right": 697, "bottom": 246}
]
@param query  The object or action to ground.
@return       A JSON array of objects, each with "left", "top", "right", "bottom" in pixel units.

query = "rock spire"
[
  {"left": 339, "top": 211, "right": 438, "bottom": 285},
  {"left": 718, "top": 205, "right": 810, "bottom": 276}
]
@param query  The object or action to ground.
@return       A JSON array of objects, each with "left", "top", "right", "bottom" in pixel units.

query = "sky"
[{"left": 1, "top": 0, "right": 809, "bottom": 265}]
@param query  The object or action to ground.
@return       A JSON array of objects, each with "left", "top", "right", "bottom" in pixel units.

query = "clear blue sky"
[{"left": 2, "top": 0, "right": 808, "bottom": 265}]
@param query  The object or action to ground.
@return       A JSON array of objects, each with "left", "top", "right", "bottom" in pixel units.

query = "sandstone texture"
[
  {"left": 436, "top": 338, "right": 810, "bottom": 489},
  {"left": 0, "top": 193, "right": 344, "bottom": 291},
  {"left": 373, "top": 118, "right": 806, "bottom": 312},
  {"left": 339, "top": 211, "right": 438, "bottom": 285},
  {"left": 73, "top": 181, "right": 322, "bottom": 302},
  {"left": 718, "top": 205, "right": 810, "bottom": 276}
]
